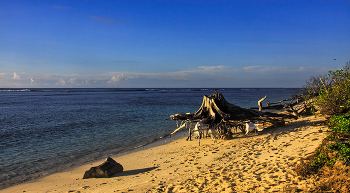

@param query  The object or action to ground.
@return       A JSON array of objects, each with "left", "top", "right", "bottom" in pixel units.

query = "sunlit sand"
[{"left": 0, "top": 112, "right": 328, "bottom": 193}]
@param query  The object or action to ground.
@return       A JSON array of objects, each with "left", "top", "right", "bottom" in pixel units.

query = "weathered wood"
[
  {"left": 171, "top": 93, "right": 259, "bottom": 123},
  {"left": 171, "top": 122, "right": 186, "bottom": 135},
  {"left": 258, "top": 96, "right": 267, "bottom": 112},
  {"left": 250, "top": 104, "right": 284, "bottom": 110},
  {"left": 170, "top": 92, "right": 300, "bottom": 139}
]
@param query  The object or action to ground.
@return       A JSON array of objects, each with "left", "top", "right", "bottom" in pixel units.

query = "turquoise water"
[{"left": 0, "top": 88, "right": 301, "bottom": 189}]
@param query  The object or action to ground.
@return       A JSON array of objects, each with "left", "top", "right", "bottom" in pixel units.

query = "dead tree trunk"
[
  {"left": 169, "top": 92, "right": 294, "bottom": 139},
  {"left": 258, "top": 96, "right": 267, "bottom": 112}
]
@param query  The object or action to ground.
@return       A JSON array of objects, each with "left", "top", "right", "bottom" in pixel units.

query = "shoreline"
[
  {"left": 0, "top": 126, "right": 188, "bottom": 191},
  {"left": 0, "top": 113, "right": 328, "bottom": 192},
  {"left": 0, "top": 87, "right": 301, "bottom": 191}
]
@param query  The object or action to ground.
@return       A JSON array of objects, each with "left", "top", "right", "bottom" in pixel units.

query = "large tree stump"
[
  {"left": 83, "top": 157, "right": 123, "bottom": 179},
  {"left": 169, "top": 92, "right": 294, "bottom": 138},
  {"left": 170, "top": 93, "right": 258, "bottom": 123}
]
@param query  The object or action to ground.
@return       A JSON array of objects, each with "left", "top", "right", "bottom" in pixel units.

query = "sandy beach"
[{"left": 1, "top": 114, "right": 327, "bottom": 193}]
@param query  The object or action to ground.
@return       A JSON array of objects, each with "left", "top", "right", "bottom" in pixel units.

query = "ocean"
[{"left": 0, "top": 88, "right": 301, "bottom": 189}]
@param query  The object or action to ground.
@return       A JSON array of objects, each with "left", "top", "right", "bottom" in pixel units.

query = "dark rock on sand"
[{"left": 83, "top": 157, "right": 123, "bottom": 179}]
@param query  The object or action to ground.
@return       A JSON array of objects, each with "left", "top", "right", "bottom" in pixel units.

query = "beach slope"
[{"left": 1, "top": 114, "right": 327, "bottom": 193}]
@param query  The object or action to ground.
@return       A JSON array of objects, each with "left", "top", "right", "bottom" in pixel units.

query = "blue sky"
[{"left": 1, "top": 0, "right": 349, "bottom": 88}]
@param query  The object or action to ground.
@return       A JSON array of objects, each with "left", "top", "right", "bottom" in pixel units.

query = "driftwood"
[
  {"left": 170, "top": 92, "right": 293, "bottom": 140},
  {"left": 258, "top": 96, "right": 267, "bottom": 112},
  {"left": 170, "top": 93, "right": 258, "bottom": 123},
  {"left": 251, "top": 94, "right": 307, "bottom": 114}
]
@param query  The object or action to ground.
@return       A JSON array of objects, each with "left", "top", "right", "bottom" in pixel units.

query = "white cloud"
[
  {"left": 0, "top": 64, "right": 332, "bottom": 88},
  {"left": 198, "top": 65, "right": 225, "bottom": 71},
  {"left": 243, "top": 65, "right": 291, "bottom": 73},
  {"left": 108, "top": 74, "right": 127, "bottom": 83},
  {"left": 143, "top": 65, "right": 228, "bottom": 81},
  {"left": 56, "top": 78, "right": 66, "bottom": 86},
  {"left": 13, "top": 72, "right": 20, "bottom": 80},
  {"left": 243, "top": 66, "right": 261, "bottom": 70},
  {"left": 297, "top": 66, "right": 325, "bottom": 72},
  {"left": 68, "top": 78, "right": 77, "bottom": 84}
]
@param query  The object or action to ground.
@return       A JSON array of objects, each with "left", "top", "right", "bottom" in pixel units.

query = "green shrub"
[
  {"left": 328, "top": 113, "right": 350, "bottom": 134},
  {"left": 296, "top": 62, "right": 350, "bottom": 193},
  {"left": 310, "top": 150, "right": 329, "bottom": 167},
  {"left": 310, "top": 141, "right": 350, "bottom": 168},
  {"left": 307, "top": 62, "right": 350, "bottom": 116},
  {"left": 309, "top": 114, "right": 350, "bottom": 168},
  {"left": 327, "top": 142, "right": 350, "bottom": 162},
  {"left": 313, "top": 70, "right": 350, "bottom": 115}
]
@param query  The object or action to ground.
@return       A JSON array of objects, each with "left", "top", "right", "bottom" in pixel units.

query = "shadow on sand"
[
  {"left": 112, "top": 167, "right": 158, "bottom": 177},
  {"left": 229, "top": 117, "right": 327, "bottom": 140}
]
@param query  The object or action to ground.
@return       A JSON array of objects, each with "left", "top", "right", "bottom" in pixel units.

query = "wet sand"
[{"left": 0, "top": 114, "right": 327, "bottom": 193}]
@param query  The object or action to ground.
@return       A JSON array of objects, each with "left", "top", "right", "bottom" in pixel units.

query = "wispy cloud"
[
  {"left": 297, "top": 66, "right": 326, "bottom": 72},
  {"left": 243, "top": 65, "right": 291, "bottom": 73},
  {"left": 129, "top": 65, "right": 229, "bottom": 82},
  {"left": 56, "top": 78, "right": 66, "bottom": 86},
  {"left": 108, "top": 74, "right": 128, "bottom": 83},
  {"left": 243, "top": 66, "right": 261, "bottom": 70},
  {"left": 0, "top": 65, "right": 331, "bottom": 88},
  {"left": 198, "top": 65, "right": 225, "bottom": 71},
  {"left": 299, "top": 67, "right": 306, "bottom": 71},
  {"left": 13, "top": 72, "right": 20, "bottom": 80},
  {"left": 90, "top": 16, "right": 124, "bottom": 23},
  {"left": 68, "top": 78, "right": 77, "bottom": 84}
]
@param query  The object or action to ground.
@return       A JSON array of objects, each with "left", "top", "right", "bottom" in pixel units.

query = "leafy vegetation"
[
  {"left": 306, "top": 62, "right": 350, "bottom": 116},
  {"left": 294, "top": 61, "right": 350, "bottom": 192},
  {"left": 328, "top": 113, "right": 350, "bottom": 134},
  {"left": 308, "top": 95, "right": 350, "bottom": 169},
  {"left": 309, "top": 138, "right": 350, "bottom": 169},
  {"left": 309, "top": 113, "right": 350, "bottom": 168}
]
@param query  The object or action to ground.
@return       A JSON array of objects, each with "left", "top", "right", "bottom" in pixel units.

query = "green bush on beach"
[
  {"left": 307, "top": 62, "right": 350, "bottom": 169},
  {"left": 295, "top": 61, "right": 350, "bottom": 192},
  {"left": 309, "top": 62, "right": 350, "bottom": 116},
  {"left": 312, "top": 113, "right": 350, "bottom": 168},
  {"left": 328, "top": 113, "right": 350, "bottom": 134}
]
